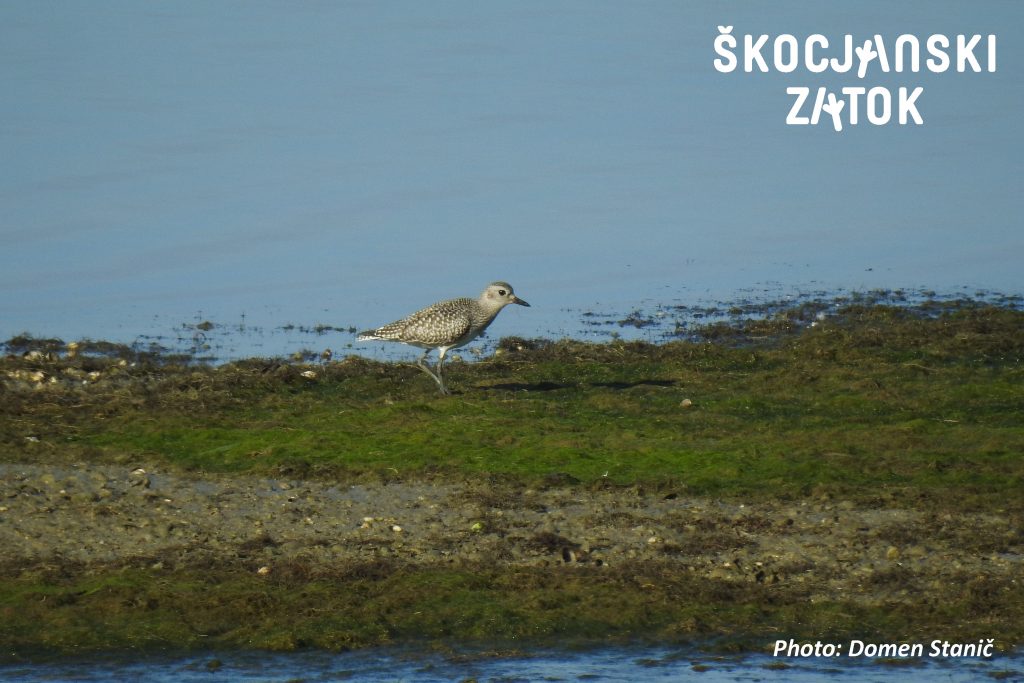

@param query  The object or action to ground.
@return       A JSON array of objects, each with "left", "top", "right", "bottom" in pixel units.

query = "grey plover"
[{"left": 358, "top": 282, "right": 530, "bottom": 394}]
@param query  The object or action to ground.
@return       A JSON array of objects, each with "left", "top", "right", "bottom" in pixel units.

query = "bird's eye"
[{"left": 498, "top": 289, "right": 507, "bottom": 296}]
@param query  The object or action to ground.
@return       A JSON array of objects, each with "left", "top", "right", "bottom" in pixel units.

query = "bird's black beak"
[{"left": 513, "top": 296, "right": 530, "bottom": 307}]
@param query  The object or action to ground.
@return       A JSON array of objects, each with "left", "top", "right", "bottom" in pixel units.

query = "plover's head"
[{"left": 481, "top": 281, "right": 530, "bottom": 308}]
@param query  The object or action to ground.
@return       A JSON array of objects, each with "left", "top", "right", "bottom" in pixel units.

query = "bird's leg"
[
  {"left": 414, "top": 349, "right": 448, "bottom": 395},
  {"left": 435, "top": 348, "right": 449, "bottom": 395},
  {"left": 414, "top": 349, "right": 439, "bottom": 382}
]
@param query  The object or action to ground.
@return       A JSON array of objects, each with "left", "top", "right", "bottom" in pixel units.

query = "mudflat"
[
  {"left": 2, "top": 462, "right": 1018, "bottom": 592},
  {"left": 1, "top": 298, "right": 1021, "bottom": 657}
]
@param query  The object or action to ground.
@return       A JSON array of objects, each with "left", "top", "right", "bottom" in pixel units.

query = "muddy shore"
[
  {"left": 2, "top": 300, "right": 1022, "bottom": 655},
  {"left": 2, "top": 461, "right": 1019, "bottom": 607}
]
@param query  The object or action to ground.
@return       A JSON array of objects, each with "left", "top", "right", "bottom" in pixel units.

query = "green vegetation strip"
[
  {"left": 5, "top": 303, "right": 1022, "bottom": 507},
  {"left": 2, "top": 563, "right": 1021, "bottom": 658}
]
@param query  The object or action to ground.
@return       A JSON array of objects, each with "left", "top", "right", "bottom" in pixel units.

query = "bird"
[{"left": 358, "top": 281, "right": 530, "bottom": 395}]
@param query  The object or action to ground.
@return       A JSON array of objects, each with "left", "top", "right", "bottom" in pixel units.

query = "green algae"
[
  {"left": 2, "top": 563, "right": 1021, "bottom": 660},
  {"left": 4, "top": 301, "right": 1021, "bottom": 509}
]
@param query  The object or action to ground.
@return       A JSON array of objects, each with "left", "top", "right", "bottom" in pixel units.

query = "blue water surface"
[
  {"left": 1, "top": 646, "right": 1021, "bottom": 683},
  {"left": 2, "top": 1, "right": 1021, "bottom": 360}
]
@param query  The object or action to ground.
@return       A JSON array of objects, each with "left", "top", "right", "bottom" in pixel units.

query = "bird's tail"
[{"left": 357, "top": 330, "right": 381, "bottom": 341}]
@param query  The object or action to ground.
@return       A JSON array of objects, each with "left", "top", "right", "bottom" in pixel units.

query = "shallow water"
[
  {"left": 4, "top": 284, "right": 1018, "bottom": 365},
  {"left": 2, "top": 646, "right": 1020, "bottom": 683},
  {"left": 2, "top": 3, "right": 1022, "bottom": 362}
]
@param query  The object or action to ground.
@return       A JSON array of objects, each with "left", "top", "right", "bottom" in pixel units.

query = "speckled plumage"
[{"left": 358, "top": 282, "right": 529, "bottom": 394}]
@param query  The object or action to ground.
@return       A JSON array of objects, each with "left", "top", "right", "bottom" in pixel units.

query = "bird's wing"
[{"left": 399, "top": 299, "right": 473, "bottom": 346}]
